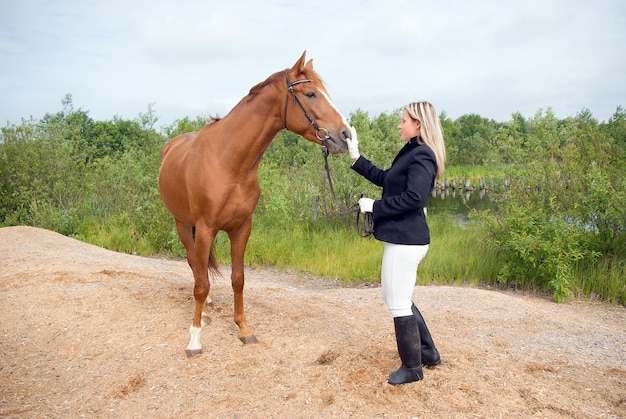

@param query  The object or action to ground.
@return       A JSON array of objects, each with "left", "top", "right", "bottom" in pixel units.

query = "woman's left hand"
[
  {"left": 346, "top": 126, "right": 360, "bottom": 160},
  {"left": 358, "top": 197, "right": 374, "bottom": 213}
]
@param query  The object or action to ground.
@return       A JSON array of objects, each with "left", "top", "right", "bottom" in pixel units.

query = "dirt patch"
[{"left": 1, "top": 226, "right": 624, "bottom": 418}]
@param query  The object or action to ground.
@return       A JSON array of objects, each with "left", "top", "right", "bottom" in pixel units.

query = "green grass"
[
  {"left": 74, "top": 211, "right": 624, "bottom": 305},
  {"left": 419, "top": 215, "right": 502, "bottom": 286},
  {"left": 444, "top": 165, "right": 509, "bottom": 179},
  {"left": 214, "top": 218, "right": 383, "bottom": 283},
  {"left": 76, "top": 215, "right": 158, "bottom": 255},
  {"left": 211, "top": 214, "right": 502, "bottom": 288},
  {"left": 574, "top": 257, "right": 626, "bottom": 305}
]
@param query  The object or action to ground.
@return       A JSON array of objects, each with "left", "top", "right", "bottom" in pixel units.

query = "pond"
[{"left": 426, "top": 188, "right": 494, "bottom": 221}]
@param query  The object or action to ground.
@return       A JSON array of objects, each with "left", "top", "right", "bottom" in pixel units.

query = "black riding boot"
[
  {"left": 412, "top": 303, "right": 441, "bottom": 367},
  {"left": 388, "top": 315, "right": 424, "bottom": 385}
]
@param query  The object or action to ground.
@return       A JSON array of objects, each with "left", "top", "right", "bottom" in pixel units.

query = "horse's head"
[{"left": 283, "top": 51, "right": 350, "bottom": 154}]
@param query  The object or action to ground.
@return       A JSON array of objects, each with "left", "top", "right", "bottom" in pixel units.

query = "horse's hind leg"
[
  {"left": 229, "top": 221, "right": 258, "bottom": 344},
  {"left": 176, "top": 220, "right": 214, "bottom": 356},
  {"left": 191, "top": 226, "right": 212, "bottom": 316}
]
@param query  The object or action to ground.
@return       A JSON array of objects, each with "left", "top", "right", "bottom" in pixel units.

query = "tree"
[
  {"left": 602, "top": 106, "right": 626, "bottom": 151},
  {"left": 494, "top": 112, "right": 528, "bottom": 165},
  {"left": 440, "top": 111, "right": 461, "bottom": 165},
  {"left": 85, "top": 118, "right": 152, "bottom": 160},
  {"left": 455, "top": 114, "right": 496, "bottom": 165}
]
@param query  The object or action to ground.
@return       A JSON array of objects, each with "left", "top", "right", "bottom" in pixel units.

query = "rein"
[{"left": 284, "top": 75, "right": 373, "bottom": 237}]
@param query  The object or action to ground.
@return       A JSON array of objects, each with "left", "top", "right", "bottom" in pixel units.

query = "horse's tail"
[
  {"left": 208, "top": 245, "right": 220, "bottom": 277},
  {"left": 190, "top": 225, "right": 220, "bottom": 277}
]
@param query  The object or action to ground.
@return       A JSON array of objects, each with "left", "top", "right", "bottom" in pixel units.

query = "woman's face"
[{"left": 398, "top": 109, "right": 421, "bottom": 141}]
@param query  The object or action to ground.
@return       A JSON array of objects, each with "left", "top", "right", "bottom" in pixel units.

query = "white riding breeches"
[{"left": 381, "top": 242, "right": 429, "bottom": 318}]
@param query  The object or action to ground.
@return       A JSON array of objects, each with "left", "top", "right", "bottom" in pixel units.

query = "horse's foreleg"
[{"left": 229, "top": 222, "right": 258, "bottom": 344}]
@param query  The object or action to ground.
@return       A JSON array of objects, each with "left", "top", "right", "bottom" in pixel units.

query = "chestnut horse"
[{"left": 158, "top": 51, "right": 351, "bottom": 356}]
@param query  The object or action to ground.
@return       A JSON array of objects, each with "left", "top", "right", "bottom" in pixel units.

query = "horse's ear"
[
  {"left": 304, "top": 59, "right": 314, "bottom": 71},
  {"left": 291, "top": 50, "right": 307, "bottom": 73}
]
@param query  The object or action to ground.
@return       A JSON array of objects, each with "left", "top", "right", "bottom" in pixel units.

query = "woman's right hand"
[{"left": 346, "top": 126, "right": 360, "bottom": 160}]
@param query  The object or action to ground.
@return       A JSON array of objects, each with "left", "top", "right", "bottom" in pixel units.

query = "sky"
[{"left": 1, "top": 0, "right": 625, "bottom": 129}]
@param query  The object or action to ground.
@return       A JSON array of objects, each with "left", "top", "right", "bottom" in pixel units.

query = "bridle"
[
  {"left": 283, "top": 74, "right": 373, "bottom": 237},
  {"left": 283, "top": 76, "right": 329, "bottom": 146}
]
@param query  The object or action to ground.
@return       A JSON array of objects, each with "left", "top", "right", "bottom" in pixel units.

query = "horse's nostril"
[{"left": 341, "top": 130, "right": 350, "bottom": 140}]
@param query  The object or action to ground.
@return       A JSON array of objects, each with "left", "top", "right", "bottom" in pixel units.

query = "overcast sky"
[{"left": 1, "top": 0, "right": 625, "bottom": 129}]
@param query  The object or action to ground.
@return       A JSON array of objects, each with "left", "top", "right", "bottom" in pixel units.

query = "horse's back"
[{"left": 161, "top": 132, "right": 198, "bottom": 161}]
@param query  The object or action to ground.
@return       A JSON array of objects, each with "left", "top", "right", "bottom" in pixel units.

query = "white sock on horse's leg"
[{"left": 186, "top": 325, "right": 202, "bottom": 353}]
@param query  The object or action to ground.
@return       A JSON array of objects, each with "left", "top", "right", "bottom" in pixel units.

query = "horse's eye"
[{"left": 305, "top": 92, "right": 316, "bottom": 99}]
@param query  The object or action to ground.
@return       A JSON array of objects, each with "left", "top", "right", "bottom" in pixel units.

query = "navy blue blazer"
[{"left": 351, "top": 137, "right": 437, "bottom": 245}]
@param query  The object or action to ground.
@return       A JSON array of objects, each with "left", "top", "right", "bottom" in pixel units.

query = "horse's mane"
[
  {"left": 247, "top": 67, "right": 324, "bottom": 97},
  {"left": 201, "top": 74, "right": 282, "bottom": 129},
  {"left": 248, "top": 71, "right": 284, "bottom": 96},
  {"left": 207, "top": 65, "right": 325, "bottom": 123}
]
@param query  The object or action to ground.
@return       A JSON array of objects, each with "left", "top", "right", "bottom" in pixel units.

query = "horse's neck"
[{"left": 200, "top": 89, "right": 284, "bottom": 175}]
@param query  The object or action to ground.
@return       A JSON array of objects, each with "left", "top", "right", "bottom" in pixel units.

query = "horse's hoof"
[
  {"left": 239, "top": 334, "right": 259, "bottom": 344},
  {"left": 185, "top": 348, "right": 203, "bottom": 357}
]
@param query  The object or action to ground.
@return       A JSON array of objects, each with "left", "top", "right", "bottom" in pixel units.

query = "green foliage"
[
  {"left": 1, "top": 95, "right": 624, "bottom": 305},
  {"left": 440, "top": 111, "right": 460, "bottom": 164},
  {"left": 0, "top": 112, "right": 91, "bottom": 232},
  {"left": 552, "top": 117, "right": 625, "bottom": 257},
  {"left": 602, "top": 106, "right": 626, "bottom": 151},
  {"left": 85, "top": 118, "right": 160, "bottom": 160},
  {"left": 475, "top": 199, "right": 590, "bottom": 302},
  {"left": 452, "top": 114, "right": 499, "bottom": 165},
  {"left": 419, "top": 214, "right": 503, "bottom": 285},
  {"left": 161, "top": 115, "right": 211, "bottom": 139},
  {"left": 475, "top": 112, "right": 626, "bottom": 302},
  {"left": 493, "top": 112, "right": 529, "bottom": 165}
]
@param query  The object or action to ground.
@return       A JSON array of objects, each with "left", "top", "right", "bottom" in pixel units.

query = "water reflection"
[{"left": 427, "top": 187, "right": 493, "bottom": 219}]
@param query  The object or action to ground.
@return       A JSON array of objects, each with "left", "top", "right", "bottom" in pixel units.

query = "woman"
[{"left": 346, "top": 101, "right": 446, "bottom": 385}]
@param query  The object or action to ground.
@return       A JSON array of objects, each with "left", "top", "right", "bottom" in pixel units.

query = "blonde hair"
[{"left": 404, "top": 102, "right": 446, "bottom": 179}]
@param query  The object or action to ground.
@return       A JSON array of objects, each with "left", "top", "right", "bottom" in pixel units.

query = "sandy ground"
[{"left": 0, "top": 226, "right": 624, "bottom": 418}]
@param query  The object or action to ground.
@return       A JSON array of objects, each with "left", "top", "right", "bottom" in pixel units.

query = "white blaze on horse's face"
[
  {"left": 310, "top": 87, "right": 350, "bottom": 154},
  {"left": 320, "top": 89, "right": 350, "bottom": 153}
]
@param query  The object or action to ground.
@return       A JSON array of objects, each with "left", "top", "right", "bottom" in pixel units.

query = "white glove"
[
  {"left": 346, "top": 126, "right": 360, "bottom": 159},
  {"left": 358, "top": 197, "right": 374, "bottom": 213}
]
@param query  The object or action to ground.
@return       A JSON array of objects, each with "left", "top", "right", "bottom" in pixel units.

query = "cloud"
[{"left": 0, "top": 0, "right": 624, "bottom": 127}]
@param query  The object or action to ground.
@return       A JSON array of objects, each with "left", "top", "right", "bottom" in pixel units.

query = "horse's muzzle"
[{"left": 324, "top": 129, "right": 350, "bottom": 154}]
